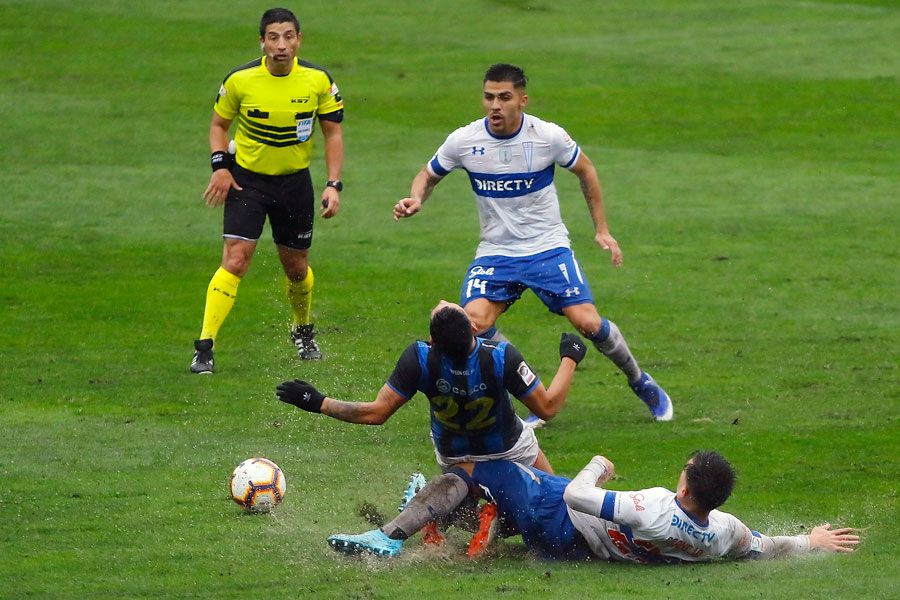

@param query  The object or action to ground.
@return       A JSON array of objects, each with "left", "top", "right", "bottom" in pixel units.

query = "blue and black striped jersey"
[{"left": 387, "top": 338, "right": 540, "bottom": 457}]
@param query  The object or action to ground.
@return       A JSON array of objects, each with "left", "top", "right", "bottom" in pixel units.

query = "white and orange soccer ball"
[{"left": 230, "top": 458, "right": 286, "bottom": 513}]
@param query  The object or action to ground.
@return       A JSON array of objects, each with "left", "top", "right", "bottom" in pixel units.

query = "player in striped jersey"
[
  {"left": 190, "top": 8, "right": 344, "bottom": 373},
  {"left": 275, "top": 301, "right": 586, "bottom": 471},
  {"left": 276, "top": 300, "right": 588, "bottom": 555},
  {"left": 393, "top": 63, "right": 672, "bottom": 425}
]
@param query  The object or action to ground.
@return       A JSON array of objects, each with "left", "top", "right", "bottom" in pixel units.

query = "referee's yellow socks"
[
  {"left": 286, "top": 267, "right": 314, "bottom": 327},
  {"left": 200, "top": 267, "right": 241, "bottom": 342}
]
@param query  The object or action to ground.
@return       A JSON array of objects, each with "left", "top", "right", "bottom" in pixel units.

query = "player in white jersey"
[
  {"left": 327, "top": 450, "right": 859, "bottom": 561},
  {"left": 393, "top": 63, "right": 673, "bottom": 424},
  {"left": 562, "top": 451, "right": 792, "bottom": 562}
]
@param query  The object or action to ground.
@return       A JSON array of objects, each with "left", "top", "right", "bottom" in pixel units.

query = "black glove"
[
  {"left": 275, "top": 379, "right": 325, "bottom": 413},
  {"left": 559, "top": 333, "right": 587, "bottom": 365}
]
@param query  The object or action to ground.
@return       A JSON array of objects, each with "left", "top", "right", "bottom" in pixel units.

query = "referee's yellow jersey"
[{"left": 214, "top": 57, "right": 344, "bottom": 176}]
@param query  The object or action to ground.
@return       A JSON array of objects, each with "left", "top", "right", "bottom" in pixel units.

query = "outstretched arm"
[
  {"left": 748, "top": 523, "right": 859, "bottom": 558},
  {"left": 276, "top": 381, "right": 408, "bottom": 425},
  {"left": 322, "top": 384, "right": 408, "bottom": 425},
  {"left": 394, "top": 166, "right": 443, "bottom": 220},
  {"left": 569, "top": 152, "right": 622, "bottom": 266},
  {"left": 807, "top": 523, "right": 860, "bottom": 553}
]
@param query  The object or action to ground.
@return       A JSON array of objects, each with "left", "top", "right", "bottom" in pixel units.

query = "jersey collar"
[
  {"left": 482, "top": 114, "right": 525, "bottom": 140},
  {"left": 263, "top": 56, "right": 298, "bottom": 78},
  {"left": 675, "top": 498, "right": 710, "bottom": 528}
]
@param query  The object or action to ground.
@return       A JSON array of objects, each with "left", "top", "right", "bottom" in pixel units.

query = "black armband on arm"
[{"left": 318, "top": 109, "right": 344, "bottom": 123}]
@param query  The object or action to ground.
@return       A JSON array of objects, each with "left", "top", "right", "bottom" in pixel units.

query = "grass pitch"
[{"left": 1, "top": 1, "right": 897, "bottom": 598}]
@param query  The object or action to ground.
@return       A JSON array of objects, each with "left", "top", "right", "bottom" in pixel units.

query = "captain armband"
[{"left": 211, "top": 151, "right": 233, "bottom": 172}]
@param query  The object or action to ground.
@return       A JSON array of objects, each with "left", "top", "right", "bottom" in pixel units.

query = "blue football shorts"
[
  {"left": 471, "top": 461, "right": 591, "bottom": 560},
  {"left": 458, "top": 247, "right": 595, "bottom": 315}
]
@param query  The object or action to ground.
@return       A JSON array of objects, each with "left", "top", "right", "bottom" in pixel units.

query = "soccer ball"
[{"left": 230, "top": 457, "right": 286, "bottom": 513}]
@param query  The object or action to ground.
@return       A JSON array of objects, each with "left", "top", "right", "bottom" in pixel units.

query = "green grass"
[{"left": 1, "top": 0, "right": 897, "bottom": 598}]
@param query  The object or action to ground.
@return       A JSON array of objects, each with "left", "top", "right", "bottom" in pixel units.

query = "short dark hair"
[
  {"left": 684, "top": 450, "right": 736, "bottom": 513},
  {"left": 260, "top": 8, "right": 300, "bottom": 37},
  {"left": 484, "top": 63, "right": 527, "bottom": 89},
  {"left": 430, "top": 306, "right": 473, "bottom": 363}
]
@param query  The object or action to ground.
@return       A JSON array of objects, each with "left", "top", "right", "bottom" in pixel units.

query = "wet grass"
[{"left": 1, "top": 1, "right": 897, "bottom": 597}]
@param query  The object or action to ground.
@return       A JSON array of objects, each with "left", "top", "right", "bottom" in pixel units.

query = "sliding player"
[
  {"left": 327, "top": 451, "right": 858, "bottom": 561},
  {"left": 276, "top": 300, "right": 587, "bottom": 554}
]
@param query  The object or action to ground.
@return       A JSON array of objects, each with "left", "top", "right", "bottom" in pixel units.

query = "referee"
[{"left": 190, "top": 7, "right": 344, "bottom": 374}]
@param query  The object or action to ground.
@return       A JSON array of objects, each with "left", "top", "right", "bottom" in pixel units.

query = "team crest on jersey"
[
  {"left": 499, "top": 145, "right": 514, "bottom": 165},
  {"left": 522, "top": 141, "right": 534, "bottom": 171},
  {"left": 517, "top": 361, "right": 536, "bottom": 386}
]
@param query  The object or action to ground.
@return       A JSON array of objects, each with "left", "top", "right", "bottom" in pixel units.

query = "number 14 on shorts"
[{"left": 466, "top": 278, "right": 488, "bottom": 298}]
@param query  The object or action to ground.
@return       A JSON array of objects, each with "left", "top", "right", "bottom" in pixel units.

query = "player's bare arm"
[
  {"left": 203, "top": 113, "right": 242, "bottom": 207},
  {"left": 569, "top": 152, "right": 622, "bottom": 266},
  {"left": 320, "top": 119, "right": 343, "bottom": 219},
  {"left": 321, "top": 384, "right": 407, "bottom": 425},
  {"left": 519, "top": 333, "right": 587, "bottom": 420},
  {"left": 277, "top": 380, "right": 408, "bottom": 424},
  {"left": 394, "top": 167, "right": 442, "bottom": 220},
  {"left": 520, "top": 360, "right": 576, "bottom": 420}
]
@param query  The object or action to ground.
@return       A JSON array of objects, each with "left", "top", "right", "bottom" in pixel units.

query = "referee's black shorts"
[{"left": 223, "top": 164, "right": 314, "bottom": 250}]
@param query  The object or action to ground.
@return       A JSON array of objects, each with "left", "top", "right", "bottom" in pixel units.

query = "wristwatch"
[{"left": 325, "top": 180, "right": 343, "bottom": 192}]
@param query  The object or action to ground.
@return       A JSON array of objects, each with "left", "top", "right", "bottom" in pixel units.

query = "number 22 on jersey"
[{"left": 432, "top": 396, "right": 496, "bottom": 431}]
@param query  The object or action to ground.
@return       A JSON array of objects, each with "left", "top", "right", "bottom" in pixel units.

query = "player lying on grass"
[
  {"left": 276, "top": 300, "right": 588, "bottom": 553},
  {"left": 327, "top": 450, "right": 859, "bottom": 561}
]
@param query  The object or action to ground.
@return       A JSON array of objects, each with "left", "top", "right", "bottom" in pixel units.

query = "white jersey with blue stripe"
[
  {"left": 564, "top": 460, "right": 756, "bottom": 563},
  {"left": 427, "top": 113, "right": 580, "bottom": 258}
]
